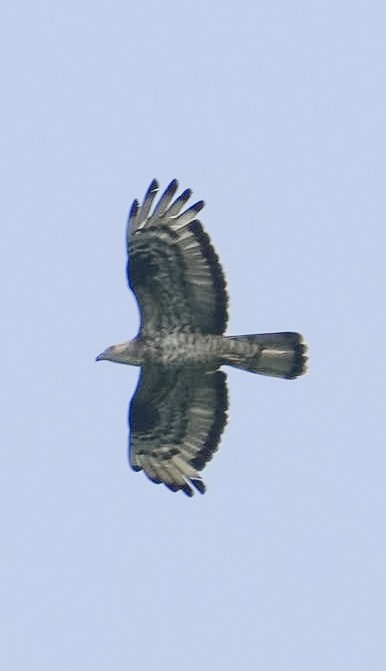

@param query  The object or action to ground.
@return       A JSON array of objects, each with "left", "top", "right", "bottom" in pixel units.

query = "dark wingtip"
[
  {"left": 165, "top": 480, "right": 200, "bottom": 497},
  {"left": 161, "top": 179, "right": 179, "bottom": 203},
  {"left": 182, "top": 201, "right": 205, "bottom": 220},
  {"left": 141, "top": 179, "right": 159, "bottom": 207},
  {"left": 148, "top": 178, "right": 159, "bottom": 192},
  {"left": 192, "top": 199, "right": 205, "bottom": 214},
  {"left": 180, "top": 188, "right": 192, "bottom": 203},
  {"left": 166, "top": 178, "right": 178, "bottom": 192},
  {"left": 191, "top": 478, "right": 206, "bottom": 495},
  {"left": 181, "top": 482, "right": 194, "bottom": 497},
  {"left": 165, "top": 482, "right": 180, "bottom": 493},
  {"left": 129, "top": 199, "right": 138, "bottom": 221}
]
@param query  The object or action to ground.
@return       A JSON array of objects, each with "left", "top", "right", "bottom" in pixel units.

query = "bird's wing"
[
  {"left": 129, "top": 366, "right": 228, "bottom": 496},
  {"left": 127, "top": 179, "right": 228, "bottom": 335}
]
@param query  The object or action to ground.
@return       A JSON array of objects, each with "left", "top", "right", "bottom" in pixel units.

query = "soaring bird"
[{"left": 96, "top": 179, "right": 307, "bottom": 496}]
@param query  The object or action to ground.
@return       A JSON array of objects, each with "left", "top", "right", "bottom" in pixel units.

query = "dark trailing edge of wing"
[
  {"left": 190, "top": 371, "right": 228, "bottom": 473},
  {"left": 187, "top": 220, "right": 228, "bottom": 335}
]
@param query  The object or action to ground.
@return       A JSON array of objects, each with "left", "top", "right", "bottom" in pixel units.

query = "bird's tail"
[{"left": 223, "top": 332, "right": 307, "bottom": 379}]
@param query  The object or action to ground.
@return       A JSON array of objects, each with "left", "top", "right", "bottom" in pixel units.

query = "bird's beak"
[{"left": 95, "top": 352, "right": 105, "bottom": 361}]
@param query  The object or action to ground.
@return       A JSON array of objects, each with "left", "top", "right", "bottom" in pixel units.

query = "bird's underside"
[{"left": 96, "top": 179, "right": 308, "bottom": 496}]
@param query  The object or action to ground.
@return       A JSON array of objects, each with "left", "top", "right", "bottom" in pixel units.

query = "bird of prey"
[{"left": 96, "top": 179, "right": 307, "bottom": 496}]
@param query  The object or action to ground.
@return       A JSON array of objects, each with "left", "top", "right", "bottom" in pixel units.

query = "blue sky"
[{"left": 2, "top": 1, "right": 386, "bottom": 669}]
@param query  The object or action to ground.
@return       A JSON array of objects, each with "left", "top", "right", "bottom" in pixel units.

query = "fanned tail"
[{"left": 223, "top": 332, "right": 307, "bottom": 379}]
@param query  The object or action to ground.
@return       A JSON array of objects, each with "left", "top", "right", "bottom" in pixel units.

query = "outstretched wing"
[
  {"left": 127, "top": 179, "right": 228, "bottom": 336},
  {"left": 129, "top": 366, "right": 228, "bottom": 496}
]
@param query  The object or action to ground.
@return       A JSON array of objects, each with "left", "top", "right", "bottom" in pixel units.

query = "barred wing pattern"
[
  {"left": 129, "top": 367, "right": 228, "bottom": 496},
  {"left": 96, "top": 178, "right": 307, "bottom": 497},
  {"left": 127, "top": 179, "right": 228, "bottom": 335}
]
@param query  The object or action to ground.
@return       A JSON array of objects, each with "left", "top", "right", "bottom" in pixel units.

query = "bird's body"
[
  {"left": 99, "top": 333, "right": 225, "bottom": 367},
  {"left": 101, "top": 331, "right": 305, "bottom": 376},
  {"left": 97, "top": 179, "right": 307, "bottom": 496}
]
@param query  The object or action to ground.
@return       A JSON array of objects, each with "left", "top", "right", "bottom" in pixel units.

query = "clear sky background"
[{"left": 1, "top": 1, "right": 385, "bottom": 669}]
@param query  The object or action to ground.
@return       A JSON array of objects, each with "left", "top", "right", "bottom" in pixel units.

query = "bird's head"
[
  {"left": 95, "top": 340, "right": 139, "bottom": 365},
  {"left": 96, "top": 345, "right": 115, "bottom": 362}
]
